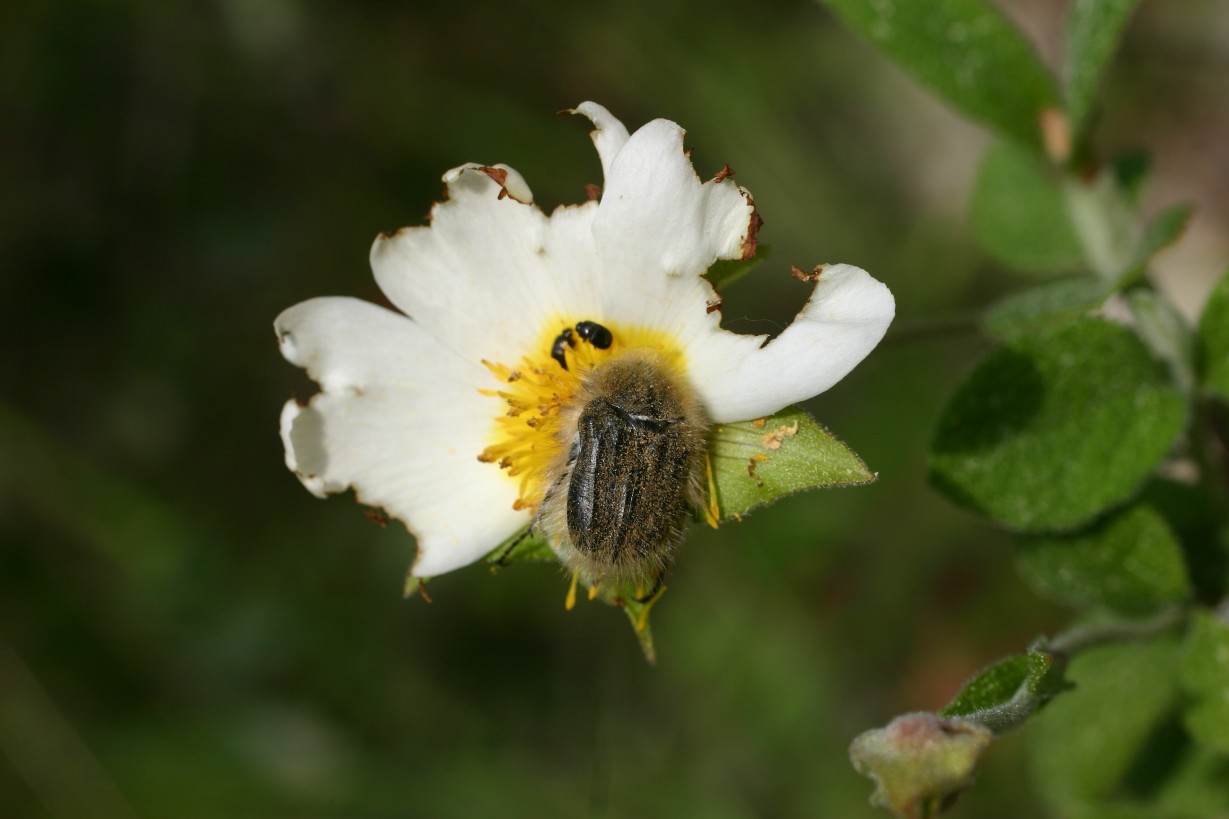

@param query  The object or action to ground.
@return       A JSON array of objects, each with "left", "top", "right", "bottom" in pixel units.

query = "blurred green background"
[{"left": 3, "top": 1, "right": 1227, "bottom": 817}]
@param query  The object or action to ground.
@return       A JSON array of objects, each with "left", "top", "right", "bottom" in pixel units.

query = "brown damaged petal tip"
[
  {"left": 478, "top": 166, "right": 511, "bottom": 200},
  {"left": 363, "top": 507, "right": 390, "bottom": 527},
  {"left": 713, "top": 163, "right": 736, "bottom": 183},
  {"left": 740, "top": 205, "right": 763, "bottom": 260},
  {"left": 706, "top": 297, "right": 723, "bottom": 314},
  {"left": 791, "top": 264, "right": 824, "bottom": 283},
  {"left": 584, "top": 183, "right": 601, "bottom": 201}
]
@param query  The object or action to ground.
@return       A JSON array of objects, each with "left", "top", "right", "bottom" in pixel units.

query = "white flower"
[{"left": 276, "top": 102, "right": 894, "bottom": 581}]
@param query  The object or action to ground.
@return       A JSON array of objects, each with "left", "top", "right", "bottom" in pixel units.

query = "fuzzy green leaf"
[
  {"left": 983, "top": 277, "right": 1108, "bottom": 338},
  {"left": 710, "top": 406, "right": 874, "bottom": 522},
  {"left": 972, "top": 141, "right": 1085, "bottom": 275},
  {"left": 930, "top": 318, "right": 1188, "bottom": 532},
  {"left": 1137, "top": 204, "right": 1193, "bottom": 269},
  {"left": 940, "top": 649, "right": 1067, "bottom": 732},
  {"left": 1150, "top": 743, "right": 1229, "bottom": 816},
  {"left": 705, "top": 243, "right": 772, "bottom": 292},
  {"left": 1198, "top": 268, "right": 1229, "bottom": 401},
  {"left": 1029, "top": 636, "right": 1182, "bottom": 809},
  {"left": 1064, "top": 0, "right": 1142, "bottom": 137},
  {"left": 1126, "top": 289, "right": 1196, "bottom": 392},
  {"left": 1180, "top": 609, "right": 1229, "bottom": 754},
  {"left": 1017, "top": 504, "right": 1190, "bottom": 616},
  {"left": 1116, "top": 204, "right": 1194, "bottom": 289},
  {"left": 818, "top": 0, "right": 1057, "bottom": 151}
]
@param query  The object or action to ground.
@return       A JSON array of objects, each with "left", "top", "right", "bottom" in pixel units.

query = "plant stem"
[{"left": 1045, "top": 605, "right": 1188, "bottom": 656}]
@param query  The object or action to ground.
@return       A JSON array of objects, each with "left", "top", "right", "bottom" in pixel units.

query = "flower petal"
[
  {"left": 683, "top": 264, "right": 896, "bottom": 423},
  {"left": 572, "top": 101, "right": 630, "bottom": 181},
  {"left": 276, "top": 297, "right": 527, "bottom": 577},
  {"left": 369, "top": 165, "right": 601, "bottom": 363},
  {"left": 589, "top": 117, "right": 760, "bottom": 333}
]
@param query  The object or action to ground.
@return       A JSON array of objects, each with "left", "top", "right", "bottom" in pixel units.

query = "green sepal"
[
  {"left": 482, "top": 528, "right": 660, "bottom": 662},
  {"left": 1180, "top": 609, "right": 1229, "bottom": 754},
  {"left": 930, "top": 318, "right": 1188, "bottom": 532},
  {"left": 709, "top": 405, "right": 875, "bottom": 522},
  {"left": 971, "top": 141, "right": 1085, "bottom": 276},
  {"left": 588, "top": 580, "right": 659, "bottom": 664},
  {"left": 1017, "top": 504, "right": 1191, "bottom": 616},
  {"left": 818, "top": 0, "right": 1058, "bottom": 152},
  {"left": 705, "top": 243, "right": 772, "bottom": 292},
  {"left": 982, "top": 276, "right": 1109, "bottom": 338},
  {"left": 485, "top": 525, "right": 556, "bottom": 568},
  {"left": 939, "top": 648, "right": 1068, "bottom": 733},
  {"left": 1197, "top": 268, "right": 1229, "bottom": 402},
  {"left": 403, "top": 572, "right": 429, "bottom": 600}
]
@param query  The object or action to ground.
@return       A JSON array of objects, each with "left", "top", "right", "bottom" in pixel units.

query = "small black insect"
[
  {"left": 550, "top": 320, "right": 614, "bottom": 370},
  {"left": 574, "top": 320, "right": 613, "bottom": 350}
]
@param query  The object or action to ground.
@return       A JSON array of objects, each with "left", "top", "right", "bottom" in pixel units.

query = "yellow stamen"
[
  {"left": 565, "top": 567, "right": 580, "bottom": 610},
  {"left": 476, "top": 319, "right": 688, "bottom": 514},
  {"left": 704, "top": 452, "right": 720, "bottom": 528}
]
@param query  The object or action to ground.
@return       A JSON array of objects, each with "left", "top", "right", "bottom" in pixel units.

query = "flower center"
[{"left": 478, "top": 320, "right": 686, "bottom": 512}]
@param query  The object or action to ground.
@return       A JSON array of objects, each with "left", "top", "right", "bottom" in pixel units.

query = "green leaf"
[
  {"left": 1111, "top": 150, "right": 1150, "bottom": 204},
  {"left": 1126, "top": 289, "right": 1195, "bottom": 393},
  {"left": 1180, "top": 609, "right": 1229, "bottom": 754},
  {"left": 972, "top": 141, "right": 1085, "bottom": 275},
  {"left": 705, "top": 243, "right": 772, "bottom": 292},
  {"left": 1063, "top": 169, "right": 1142, "bottom": 281},
  {"left": 1064, "top": 0, "right": 1142, "bottom": 137},
  {"left": 1136, "top": 204, "right": 1193, "bottom": 270},
  {"left": 983, "top": 276, "right": 1108, "bottom": 338},
  {"left": 1152, "top": 743, "right": 1229, "bottom": 816},
  {"left": 818, "top": 0, "right": 1058, "bottom": 151},
  {"left": 930, "top": 318, "right": 1188, "bottom": 532},
  {"left": 1138, "top": 478, "right": 1229, "bottom": 604},
  {"left": 1017, "top": 504, "right": 1191, "bottom": 616},
  {"left": 1197, "top": 268, "right": 1229, "bottom": 401},
  {"left": 1029, "top": 636, "right": 1182, "bottom": 809},
  {"left": 709, "top": 406, "right": 874, "bottom": 522},
  {"left": 940, "top": 649, "right": 1068, "bottom": 732},
  {"left": 1116, "top": 204, "right": 1194, "bottom": 289}
]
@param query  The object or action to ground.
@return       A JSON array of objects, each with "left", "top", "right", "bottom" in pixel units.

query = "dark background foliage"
[{"left": 2, "top": 1, "right": 1226, "bottom": 816}]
